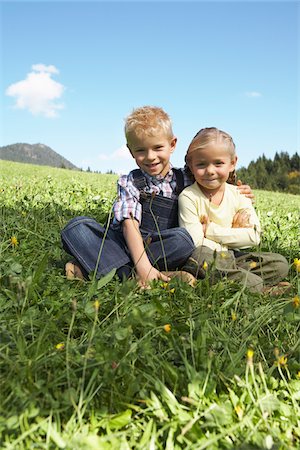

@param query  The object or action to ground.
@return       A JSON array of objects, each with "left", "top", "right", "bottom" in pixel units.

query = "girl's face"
[{"left": 189, "top": 141, "right": 237, "bottom": 194}]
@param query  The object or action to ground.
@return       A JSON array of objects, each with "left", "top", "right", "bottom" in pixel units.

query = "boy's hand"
[
  {"left": 122, "top": 219, "right": 171, "bottom": 288},
  {"left": 232, "top": 209, "right": 253, "bottom": 228},
  {"left": 236, "top": 180, "right": 255, "bottom": 202}
]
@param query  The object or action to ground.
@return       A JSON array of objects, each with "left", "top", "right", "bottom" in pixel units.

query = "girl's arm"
[
  {"left": 205, "top": 197, "right": 261, "bottom": 248},
  {"left": 178, "top": 192, "right": 223, "bottom": 250}
]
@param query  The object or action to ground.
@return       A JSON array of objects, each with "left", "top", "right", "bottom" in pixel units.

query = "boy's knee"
[
  {"left": 178, "top": 227, "right": 195, "bottom": 245},
  {"left": 62, "top": 215, "right": 91, "bottom": 231},
  {"left": 173, "top": 228, "right": 195, "bottom": 253},
  {"left": 160, "top": 228, "right": 194, "bottom": 267}
]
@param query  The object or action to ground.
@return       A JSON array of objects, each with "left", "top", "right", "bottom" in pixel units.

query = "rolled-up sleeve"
[{"left": 113, "top": 173, "right": 142, "bottom": 224}]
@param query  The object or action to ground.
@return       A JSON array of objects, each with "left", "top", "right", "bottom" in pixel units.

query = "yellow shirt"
[{"left": 178, "top": 182, "right": 261, "bottom": 251}]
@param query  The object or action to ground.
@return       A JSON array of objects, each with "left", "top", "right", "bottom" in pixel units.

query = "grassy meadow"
[{"left": 0, "top": 160, "right": 300, "bottom": 449}]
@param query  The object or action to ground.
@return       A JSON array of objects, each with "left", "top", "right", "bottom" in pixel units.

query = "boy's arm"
[
  {"left": 236, "top": 180, "right": 255, "bottom": 202},
  {"left": 114, "top": 173, "right": 168, "bottom": 286},
  {"left": 122, "top": 218, "right": 170, "bottom": 287}
]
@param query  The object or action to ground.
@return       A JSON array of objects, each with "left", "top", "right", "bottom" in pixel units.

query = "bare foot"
[
  {"left": 161, "top": 271, "right": 197, "bottom": 287},
  {"left": 65, "top": 261, "right": 84, "bottom": 280},
  {"left": 262, "top": 281, "right": 292, "bottom": 297}
]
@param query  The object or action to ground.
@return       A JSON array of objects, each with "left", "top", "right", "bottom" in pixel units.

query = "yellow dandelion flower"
[
  {"left": 296, "top": 371, "right": 300, "bottom": 379},
  {"left": 163, "top": 324, "right": 171, "bottom": 333},
  {"left": 10, "top": 236, "right": 18, "bottom": 247},
  {"left": 55, "top": 342, "right": 65, "bottom": 351},
  {"left": 169, "top": 288, "right": 175, "bottom": 294},
  {"left": 249, "top": 261, "right": 257, "bottom": 269},
  {"left": 162, "top": 282, "right": 169, "bottom": 290},
  {"left": 292, "top": 296, "right": 300, "bottom": 308},
  {"left": 231, "top": 311, "right": 237, "bottom": 321},
  {"left": 293, "top": 258, "right": 300, "bottom": 272},
  {"left": 94, "top": 299, "right": 100, "bottom": 311},
  {"left": 234, "top": 405, "right": 244, "bottom": 420},
  {"left": 202, "top": 261, "right": 208, "bottom": 271},
  {"left": 247, "top": 348, "right": 254, "bottom": 364},
  {"left": 277, "top": 355, "right": 287, "bottom": 367}
]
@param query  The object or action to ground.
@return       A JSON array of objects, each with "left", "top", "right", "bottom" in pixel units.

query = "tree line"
[{"left": 237, "top": 152, "right": 300, "bottom": 195}]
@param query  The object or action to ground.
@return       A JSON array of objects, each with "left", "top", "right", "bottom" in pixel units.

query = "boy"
[{"left": 62, "top": 107, "right": 253, "bottom": 287}]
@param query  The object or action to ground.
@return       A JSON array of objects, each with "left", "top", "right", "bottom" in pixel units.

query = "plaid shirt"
[{"left": 112, "top": 166, "right": 192, "bottom": 228}]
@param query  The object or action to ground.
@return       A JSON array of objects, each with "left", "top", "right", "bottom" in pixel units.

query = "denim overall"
[
  {"left": 61, "top": 169, "right": 195, "bottom": 279},
  {"left": 131, "top": 168, "right": 183, "bottom": 233}
]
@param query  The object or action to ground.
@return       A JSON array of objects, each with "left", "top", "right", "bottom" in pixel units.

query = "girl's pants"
[
  {"left": 190, "top": 246, "right": 289, "bottom": 293},
  {"left": 61, "top": 216, "right": 195, "bottom": 279}
]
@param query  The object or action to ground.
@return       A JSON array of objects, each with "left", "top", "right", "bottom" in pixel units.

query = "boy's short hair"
[{"left": 124, "top": 106, "right": 174, "bottom": 143}]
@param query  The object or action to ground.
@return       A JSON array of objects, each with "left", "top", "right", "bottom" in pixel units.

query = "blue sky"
[{"left": 1, "top": 1, "right": 299, "bottom": 174}]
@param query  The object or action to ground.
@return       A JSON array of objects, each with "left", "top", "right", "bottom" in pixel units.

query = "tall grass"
[{"left": 0, "top": 160, "right": 299, "bottom": 449}]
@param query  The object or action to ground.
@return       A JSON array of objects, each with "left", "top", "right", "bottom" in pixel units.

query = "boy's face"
[
  {"left": 127, "top": 131, "right": 177, "bottom": 177},
  {"left": 189, "top": 142, "right": 237, "bottom": 193}
]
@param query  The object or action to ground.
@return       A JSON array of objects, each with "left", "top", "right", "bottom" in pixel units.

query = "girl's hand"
[
  {"left": 236, "top": 180, "right": 255, "bottom": 202},
  {"left": 137, "top": 266, "right": 170, "bottom": 289},
  {"left": 232, "top": 209, "right": 253, "bottom": 228}
]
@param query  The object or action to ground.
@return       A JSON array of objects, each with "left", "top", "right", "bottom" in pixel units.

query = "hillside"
[
  {"left": 236, "top": 151, "right": 300, "bottom": 195},
  {"left": 0, "top": 143, "right": 78, "bottom": 170}
]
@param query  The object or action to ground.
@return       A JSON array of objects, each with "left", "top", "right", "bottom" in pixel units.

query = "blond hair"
[
  {"left": 185, "top": 127, "right": 237, "bottom": 184},
  {"left": 124, "top": 106, "right": 174, "bottom": 144}
]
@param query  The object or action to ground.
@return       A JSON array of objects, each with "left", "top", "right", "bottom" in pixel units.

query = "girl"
[{"left": 179, "top": 127, "right": 290, "bottom": 294}]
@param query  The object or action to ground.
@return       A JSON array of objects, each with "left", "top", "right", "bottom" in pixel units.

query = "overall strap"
[
  {"left": 173, "top": 168, "right": 184, "bottom": 195},
  {"left": 132, "top": 168, "right": 184, "bottom": 195},
  {"left": 131, "top": 169, "right": 147, "bottom": 191}
]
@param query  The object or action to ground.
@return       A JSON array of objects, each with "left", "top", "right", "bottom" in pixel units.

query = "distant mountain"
[{"left": 0, "top": 143, "right": 78, "bottom": 170}]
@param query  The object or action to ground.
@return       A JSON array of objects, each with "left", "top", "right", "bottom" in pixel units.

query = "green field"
[{"left": 1, "top": 160, "right": 300, "bottom": 449}]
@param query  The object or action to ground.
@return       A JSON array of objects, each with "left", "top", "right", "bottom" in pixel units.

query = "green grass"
[{"left": 0, "top": 160, "right": 300, "bottom": 449}]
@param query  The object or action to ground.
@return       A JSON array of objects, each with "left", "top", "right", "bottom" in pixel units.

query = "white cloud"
[
  {"left": 97, "top": 154, "right": 109, "bottom": 161},
  {"left": 245, "top": 91, "right": 262, "bottom": 98},
  {"left": 97, "top": 145, "right": 132, "bottom": 162},
  {"left": 113, "top": 145, "right": 132, "bottom": 160},
  {"left": 5, "top": 64, "right": 65, "bottom": 118},
  {"left": 31, "top": 64, "right": 59, "bottom": 74},
  {"left": 79, "top": 145, "right": 133, "bottom": 174}
]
